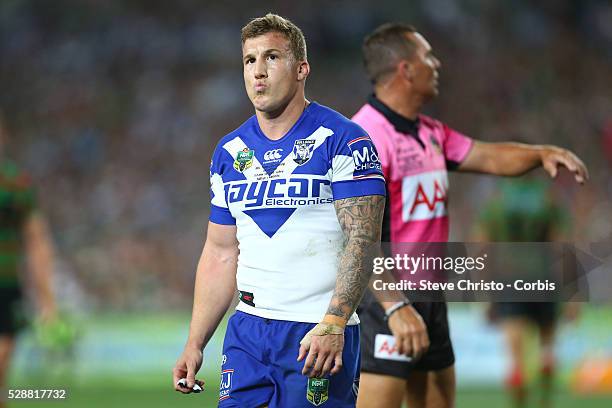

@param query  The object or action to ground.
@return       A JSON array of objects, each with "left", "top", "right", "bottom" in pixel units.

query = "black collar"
[{"left": 368, "top": 94, "right": 424, "bottom": 148}]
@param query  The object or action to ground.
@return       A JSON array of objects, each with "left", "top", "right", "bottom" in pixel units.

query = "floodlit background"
[{"left": 1, "top": 0, "right": 611, "bottom": 406}]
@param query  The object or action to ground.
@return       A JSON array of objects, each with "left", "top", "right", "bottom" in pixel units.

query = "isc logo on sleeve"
[{"left": 374, "top": 334, "right": 412, "bottom": 362}]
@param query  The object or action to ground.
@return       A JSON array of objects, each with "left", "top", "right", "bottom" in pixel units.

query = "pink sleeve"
[
  {"left": 442, "top": 123, "right": 473, "bottom": 166},
  {"left": 367, "top": 126, "right": 391, "bottom": 179}
]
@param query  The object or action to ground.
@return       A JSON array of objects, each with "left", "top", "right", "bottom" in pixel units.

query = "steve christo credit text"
[{"left": 371, "top": 254, "right": 557, "bottom": 292}]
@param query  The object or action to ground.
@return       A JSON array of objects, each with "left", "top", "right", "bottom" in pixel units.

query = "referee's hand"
[
  {"left": 298, "top": 322, "right": 345, "bottom": 378},
  {"left": 173, "top": 347, "right": 205, "bottom": 394},
  {"left": 387, "top": 305, "right": 430, "bottom": 359},
  {"left": 540, "top": 146, "right": 589, "bottom": 184}
]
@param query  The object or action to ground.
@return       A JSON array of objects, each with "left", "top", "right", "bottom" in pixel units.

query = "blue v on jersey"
[{"left": 209, "top": 102, "right": 385, "bottom": 324}]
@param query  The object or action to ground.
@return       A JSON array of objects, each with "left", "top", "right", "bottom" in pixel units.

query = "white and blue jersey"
[{"left": 209, "top": 102, "right": 385, "bottom": 325}]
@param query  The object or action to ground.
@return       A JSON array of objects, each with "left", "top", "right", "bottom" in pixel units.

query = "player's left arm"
[
  {"left": 458, "top": 141, "right": 589, "bottom": 184},
  {"left": 298, "top": 194, "right": 385, "bottom": 378},
  {"left": 23, "top": 212, "right": 57, "bottom": 322},
  {"left": 328, "top": 194, "right": 385, "bottom": 323}
]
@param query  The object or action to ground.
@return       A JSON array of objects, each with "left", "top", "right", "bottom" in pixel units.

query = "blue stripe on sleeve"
[
  {"left": 210, "top": 204, "right": 236, "bottom": 225},
  {"left": 331, "top": 178, "right": 386, "bottom": 200}
]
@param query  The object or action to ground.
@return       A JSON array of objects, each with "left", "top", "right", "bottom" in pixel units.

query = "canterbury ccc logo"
[{"left": 264, "top": 149, "right": 283, "bottom": 161}]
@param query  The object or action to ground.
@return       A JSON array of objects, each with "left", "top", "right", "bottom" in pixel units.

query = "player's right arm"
[{"left": 173, "top": 221, "right": 238, "bottom": 394}]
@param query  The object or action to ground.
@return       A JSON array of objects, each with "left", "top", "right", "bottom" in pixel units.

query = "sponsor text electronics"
[{"left": 225, "top": 177, "right": 333, "bottom": 208}]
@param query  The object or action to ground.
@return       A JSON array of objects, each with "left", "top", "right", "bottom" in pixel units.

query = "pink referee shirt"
[{"left": 352, "top": 96, "right": 473, "bottom": 243}]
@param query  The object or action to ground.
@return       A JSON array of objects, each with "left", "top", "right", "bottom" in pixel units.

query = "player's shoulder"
[{"left": 309, "top": 102, "right": 366, "bottom": 138}]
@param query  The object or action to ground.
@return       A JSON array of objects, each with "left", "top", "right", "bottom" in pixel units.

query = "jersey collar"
[{"left": 367, "top": 94, "right": 424, "bottom": 149}]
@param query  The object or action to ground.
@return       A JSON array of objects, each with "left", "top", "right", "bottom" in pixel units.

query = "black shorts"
[
  {"left": 0, "top": 286, "right": 24, "bottom": 336},
  {"left": 492, "top": 302, "right": 558, "bottom": 326},
  {"left": 357, "top": 291, "right": 454, "bottom": 378}
]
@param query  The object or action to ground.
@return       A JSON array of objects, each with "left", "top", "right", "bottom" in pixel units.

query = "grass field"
[
  {"left": 6, "top": 307, "right": 612, "bottom": 407},
  {"left": 7, "top": 386, "right": 612, "bottom": 408}
]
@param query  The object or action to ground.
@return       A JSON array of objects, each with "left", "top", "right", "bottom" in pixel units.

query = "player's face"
[
  {"left": 406, "top": 32, "right": 441, "bottom": 99},
  {"left": 243, "top": 32, "right": 303, "bottom": 114}
]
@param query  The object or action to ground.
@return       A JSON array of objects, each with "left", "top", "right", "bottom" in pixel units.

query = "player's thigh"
[
  {"left": 269, "top": 324, "right": 360, "bottom": 408},
  {"left": 218, "top": 313, "right": 274, "bottom": 407},
  {"left": 357, "top": 372, "right": 406, "bottom": 408},
  {"left": 425, "top": 366, "right": 455, "bottom": 408}
]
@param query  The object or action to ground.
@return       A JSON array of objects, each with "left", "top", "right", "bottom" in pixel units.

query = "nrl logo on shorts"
[
  {"left": 292, "top": 139, "right": 315, "bottom": 165},
  {"left": 233, "top": 148, "right": 254, "bottom": 172},
  {"left": 306, "top": 378, "right": 329, "bottom": 406}
]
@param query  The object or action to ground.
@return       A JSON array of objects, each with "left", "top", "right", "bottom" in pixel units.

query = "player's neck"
[
  {"left": 375, "top": 88, "right": 423, "bottom": 121},
  {"left": 256, "top": 93, "right": 308, "bottom": 141}
]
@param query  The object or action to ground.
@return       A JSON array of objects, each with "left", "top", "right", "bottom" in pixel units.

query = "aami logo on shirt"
[
  {"left": 219, "top": 369, "right": 234, "bottom": 402},
  {"left": 374, "top": 334, "right": 412, "bottom": 362},
  {"left": 402, "top": 170, "right": 449, "bottom": 221},
  {"left": 348, "top": 136, "right": 382, "bottom": 172}
]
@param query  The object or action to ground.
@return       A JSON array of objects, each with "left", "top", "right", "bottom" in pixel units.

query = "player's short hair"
[
  {"left": 241, "top": 13, "right": 307, "bottom": 62},
  {"left": 362, "top": 23, "right": 417, "bottom": 84}
]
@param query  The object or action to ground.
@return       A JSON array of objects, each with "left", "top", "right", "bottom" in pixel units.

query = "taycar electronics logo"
[
  {"left": 293, "top": 139, "right": 315, "bottom": 165},
  {"left": 225, "top": 177, "right": 333, "bottom": 238},
  {"left": 233, "top": 148, "right": 254, "bottom": 172},
  {"left": 226, "top": 178, "right": 333, "bottom": 209}
]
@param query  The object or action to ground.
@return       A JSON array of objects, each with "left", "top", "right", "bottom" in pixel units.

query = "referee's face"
[
  {"left": 406, "top": 32, "right": 441, "bottom": 100},
  {"left": 242, "top": 32, "right": 303, "bottom": 114}
]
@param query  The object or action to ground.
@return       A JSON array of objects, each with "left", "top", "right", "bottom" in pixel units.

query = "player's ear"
[{"left": 297, "top": 61, "right": 310, "bottom": 81}]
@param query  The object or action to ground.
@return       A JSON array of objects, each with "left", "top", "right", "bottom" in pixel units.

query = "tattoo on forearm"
[{"left": 326, "top": 195, "right": 385, "bottom": 321}]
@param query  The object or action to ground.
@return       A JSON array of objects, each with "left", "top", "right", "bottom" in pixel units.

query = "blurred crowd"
[{"left": 0, "top": 0, "right": 610, "bottom": 311}]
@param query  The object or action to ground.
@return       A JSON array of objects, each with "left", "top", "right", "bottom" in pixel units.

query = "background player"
[
  {"left": 351, "top": 23, "right": 588, "bottom": 408},
  {"left": 479, "top": 178, "right": 579, "bottom": 408},
  {"left": 172, "top": 14, "right": 385, "bottom": 407},
  {"left": 0, "top": 116, "right": 57, "bottom": 408}
]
